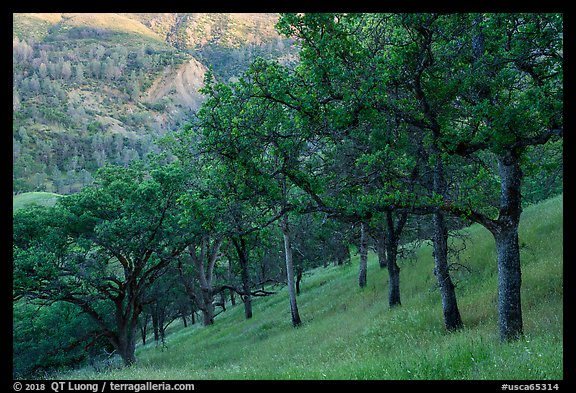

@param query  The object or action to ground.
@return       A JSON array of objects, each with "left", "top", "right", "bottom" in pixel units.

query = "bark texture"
[
  {"left": 433, "top": 210, "right": 463, "bottom": 331},
  {"left": 385, "top": 211, "right": 405, "bottom": 308},
  {"left": 280, "top": 214, "right": 302, "bottom": 327},
  {"left": 494, "top": 156, "right": 523, "bottom": 341},
  {"left": 233, "top": 236, "right": 253, "bottom": 319},
  {"left": 431, "top": 148, "right": 463, "bottom": 331},
  {"left": 358, "top": 221, "right": 368, "bottom": 288}
]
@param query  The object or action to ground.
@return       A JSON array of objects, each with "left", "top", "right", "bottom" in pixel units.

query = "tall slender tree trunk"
[
  {"left": 410, "top": 15, "right": 463, "bottom": 331},
  {"left": 280, "top": 214, "right": 302, "bottom": 327},
  {"left": 139, "top": 313, "right": 149, "bottom": 346},
  {"left": 431, "top": 149, "right": 463, "bottom": 331},
  {"left": 152, "top": 307, "right": 160, "bottom": 342},
  {"left": 158, "top": 309, "right": 167, "bottom": 344},
  {"left": 493, "top": 155, "right": 523, "bottom": 341},
  {"left": 228, "top": 258, "right": 237, "bottom": 306},
  {"left": 386, "top": 244, "right": 401, "bottom": 308},
  {"left": 433, "top": 210, "right": 463, "bottom": 331},
  {"left": 385, "top": 211, "right": 404, "bottom": 308},
  {"left": 358, "top": 221, "right": 368, "bottom": 288}
]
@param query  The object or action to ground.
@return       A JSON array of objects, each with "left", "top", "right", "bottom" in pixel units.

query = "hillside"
[
  {"left": 129, "top": 13, "right": 287, "bottom": 50},
  {"left": 142, "top": 57, "right": 208, "bottom": 111},
  {"left": 12, "top": 13, "right": 296, "bottom": 195},
  {"left": 56, "top": 194, "right": 563, "bottom": 380},
  {"left": 13, "top": 191, "right": 61, "bottom": 211}
]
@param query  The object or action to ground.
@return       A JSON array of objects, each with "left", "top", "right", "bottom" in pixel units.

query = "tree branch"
[{"left": 510, "top": 127, "right": 563, "bottom": 152}]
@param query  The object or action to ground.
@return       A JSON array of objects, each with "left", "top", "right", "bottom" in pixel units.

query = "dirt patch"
[{"left": 144, "top": 57, "right": 208, "bottom": 110}]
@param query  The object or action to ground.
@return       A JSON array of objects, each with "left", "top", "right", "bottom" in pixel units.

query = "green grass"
[
  {"left": 13, "top": 192, "right": 62, "bottom": 211},
  {"left": 56, "top": 194, "right": 563, "bottom": 380}
]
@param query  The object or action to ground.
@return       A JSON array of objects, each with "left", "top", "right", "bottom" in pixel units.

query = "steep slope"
[
  {"left": 12, "top": 13, "right": 295, "bottom": 195},
  {"left": 57, "top": 194, "right": 563, "bottom": 380},
  {"left": 143, "top": 57, "right": 208, "bottom": 111}
]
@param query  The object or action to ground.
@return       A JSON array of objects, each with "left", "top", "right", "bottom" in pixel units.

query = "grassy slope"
[
  {"left": 13, "top": 192, "right": 61, "bottom": 211},
  {"left": 59, "top": 194, "right": 563, "bottom": 380}
]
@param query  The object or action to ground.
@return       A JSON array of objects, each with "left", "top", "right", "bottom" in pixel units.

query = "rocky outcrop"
[{"left": 143, "top": 56, "right": 209, "bottom": 111}]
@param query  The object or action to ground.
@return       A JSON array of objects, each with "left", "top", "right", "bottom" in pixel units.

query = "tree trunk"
[
  {"left": 385, "top": 211, "right": 403, "bottom": 308},
  {"left": 431, "top": 149, "right": 463, "bottom": 332},
  {"left": 190, "top": 236, "right": 223, "bottom": 327},
  {"left": 219, "top": 291, "right": 227, "bottom": 311},
  {"left": 344, "top": 243, "right": 351, "bottom": 264},
  {"left": 493, "top": 156, "right": 524, "bottom": 341},
  {"left": 200, "top": 288, "right": 215, "bottom": 326},
  {"left": 152, "top": 308, "right": 159, "bottom": 343},
  {"left": 334, "top": 241, "right": 350, "bottom": 266},
  {"left": 200, "top": 306, "right": 214, "bottom": 326},
  {"left": 240, "top": 293, "right": 252, "bottom": 320},
  {"left": 295, "top": 263, "right": 303, "bottom": 295},
  {"left": 233, "top": 236, "right": 253, "bottom": 319},
  {"left": 139, "top": 326, "right": 146, "bottom": 346},
  {"left": 411, "top": 17, "right": 464, "bottom": 330},
  {"left": 375, "top": 231, "right": 387, "bottom": 268},
  {"left": 158, "top": 307, "right": 166, "bottom": 342},
  {"left": 280, "top": 214, "right": 302, "bottom": 327},
  {"left": 469, "top": 20, "right": 522, "bottom": 340},
  {"left": 386, "top": 248, "right": 401, "bottom": 308},
  {"left": 228, "top": 258, "right": 236, "bottom": 306},
  {"left": 358, "top": 221, "right": 368, "bottom": 288},
  {"left": 114, "top": 318, "right": 138, "bottom": 366},
  {"left": 433, "top": 210, "right": 463, "bottom": 331},
  {"left": 494, "top": 223, "right": 523, "bottom": 341},
  {"left": 139, "top": 313, "right": 149, "bottom": 345}
]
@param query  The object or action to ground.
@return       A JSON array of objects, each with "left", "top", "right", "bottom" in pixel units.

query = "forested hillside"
[
  {"left": 12, "top": 13, "right": 295, "bottom": 194},
  {"left": 13, "top": 13, "right": 563, "bottom": 381}
]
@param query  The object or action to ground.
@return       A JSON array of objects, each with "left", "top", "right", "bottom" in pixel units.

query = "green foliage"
[
  {"left": 13, "top": 161, "right": 195, "bottom": 367},
  {"left": 13, "top": 299, "right": 115, "bottom": 379}
]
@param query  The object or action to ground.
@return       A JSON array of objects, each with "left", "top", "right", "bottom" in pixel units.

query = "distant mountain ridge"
[
  {"left": 13, "top": 13, "right": 286, "bottom": 52},
  {"left": 128, "top": 13, "right": 284, "bottom": 49}
]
